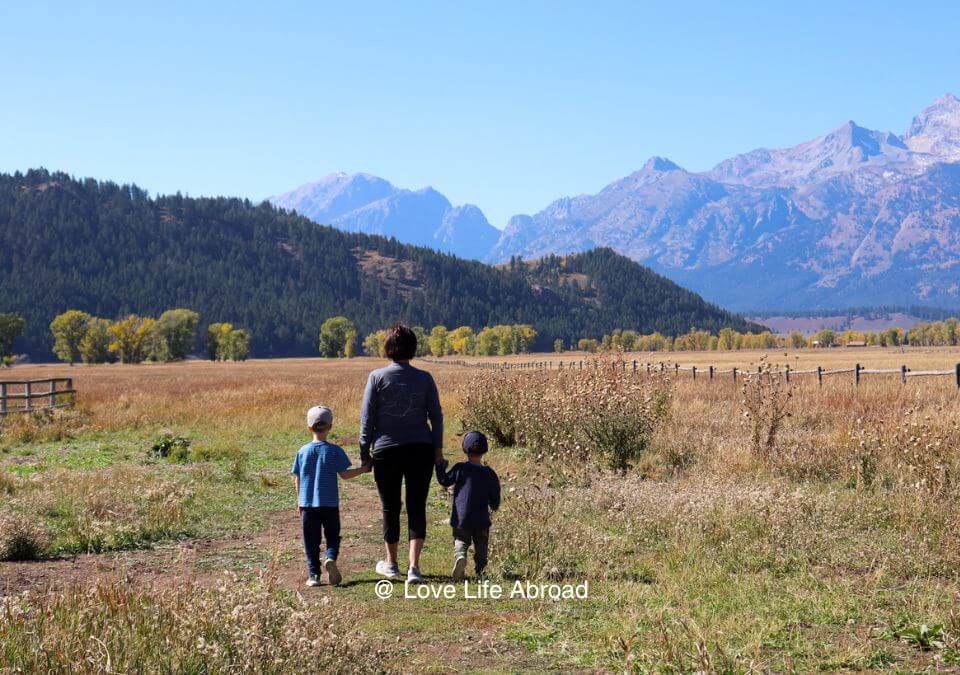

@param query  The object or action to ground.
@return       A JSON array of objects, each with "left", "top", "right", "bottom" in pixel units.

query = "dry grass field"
[{"left": 2, "top": 348, "right": 960, "bottom": 672}]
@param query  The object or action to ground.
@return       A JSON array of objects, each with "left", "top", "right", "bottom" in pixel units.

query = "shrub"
[
  {"left": 458, "top": 371, "right": 523, "bottom": 446},
  {"left": 460, "top": 354, "right": 670, "bottom": 472},
  {"left": 151, "top": 433, "right": 192, "bottom": 461},
  {"left": 739, "top": 367, "right": 793, "bottom": 463},
  {"left": 0, "top": 509, "right": 50, "bottom": 560}
]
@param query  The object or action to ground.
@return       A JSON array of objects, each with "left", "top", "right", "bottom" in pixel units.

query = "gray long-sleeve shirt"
[{"left": 359, "top": 361, "right": 443, "bottom": 461}]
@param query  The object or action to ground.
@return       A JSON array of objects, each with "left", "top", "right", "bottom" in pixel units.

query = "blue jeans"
[{"left": 301, "top": 507, "right": 340, "bottom": 576}]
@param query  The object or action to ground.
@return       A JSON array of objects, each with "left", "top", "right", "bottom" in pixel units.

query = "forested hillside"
[{"left": 0, "top": 169, "right": 756, "bottom": 359}]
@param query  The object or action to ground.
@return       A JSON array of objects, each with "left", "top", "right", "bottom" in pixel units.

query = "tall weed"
[
  {"left": 460, "top": 354, "right": 670, "bottom": 472},
  {"left": 739, "top": 367, "right": 793, "bottom": 464},
  {"left": 0, "top": 509, "right": 50, "bottom": 560},
  {"left": 0, "top": 565, "right": 385, "bottom": 673},
  {"left": 10, "top": 466, "right": 193, "bottom": 554}
]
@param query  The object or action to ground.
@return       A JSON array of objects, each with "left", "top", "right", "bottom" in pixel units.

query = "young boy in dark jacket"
[{"left": 435, "top": 431, "right": 501, "bottom": 580}]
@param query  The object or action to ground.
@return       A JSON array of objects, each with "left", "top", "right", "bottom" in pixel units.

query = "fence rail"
[
  {"left": 0, "top": 378, "right": 77, "bottom": 415},
  {"left": 422, "top": 358, "right": 960, "bottom": 388}
]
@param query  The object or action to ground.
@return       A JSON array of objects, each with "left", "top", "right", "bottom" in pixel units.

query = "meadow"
[{"left": 1, "top": 347, "right": 959, "bottom": 672}]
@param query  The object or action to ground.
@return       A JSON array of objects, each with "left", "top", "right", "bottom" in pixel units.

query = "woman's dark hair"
[{"left": 384, "top": 323, "right": 417, "bottom": 361}]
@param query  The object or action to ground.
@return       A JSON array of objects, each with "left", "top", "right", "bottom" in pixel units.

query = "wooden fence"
[
  {"left": 424, "top": 358, "right": 960, "bottom": 388},
  {"left": 0, "top": 378, "right": 77, "bottom": 415}
]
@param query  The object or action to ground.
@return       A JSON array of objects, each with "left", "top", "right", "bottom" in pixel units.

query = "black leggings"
[{"left": 373, "top": 444, "right": 435, "bottom": 543}]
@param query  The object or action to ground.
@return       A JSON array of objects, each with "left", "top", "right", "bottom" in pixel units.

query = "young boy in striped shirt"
[{"left": 292, "top": 405, "right": 370, "bottom": 587}]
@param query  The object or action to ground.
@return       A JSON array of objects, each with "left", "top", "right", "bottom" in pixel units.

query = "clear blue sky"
[{"left": 2, "top": 1, "right": 958, "bottom": 227}]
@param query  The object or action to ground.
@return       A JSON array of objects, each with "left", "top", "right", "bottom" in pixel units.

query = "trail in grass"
[{"left": 0, "top": 478, "right": 548, "bottom": 673}]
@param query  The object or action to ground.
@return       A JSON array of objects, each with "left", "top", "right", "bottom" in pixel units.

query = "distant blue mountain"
[
  {"left": 271, "top": 173, "right": 499, "bottom": 259},
  {"left": 273, "top": 95, "right": 960, "bottom": 311}
]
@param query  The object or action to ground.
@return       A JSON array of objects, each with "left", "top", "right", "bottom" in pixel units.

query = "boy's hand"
[
  {"left": 298, "top": 506, "right": 304, "bottom": 515},
  {"left": 436, "top": 458, "right": 449, "bottom": 470}
]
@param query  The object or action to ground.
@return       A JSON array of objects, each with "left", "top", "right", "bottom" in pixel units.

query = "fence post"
[
  {"left": 0, "top": 382, "right": 6, "bottom": 414},
  {"left": 49, "top": 380, "right": 57, "bottom": 408},
  {"left": 692, "top": 365, "right": 697, "bottom": 380},
  {"left": 709, "top": 365, "right": 714, "bottom": 380},
  {"left": 732, "top": 367, "right": 737, "bottom": 382},
  {"left": 817, "top": 366, "right": 823, "bottom": 386},
  {"left": 855, "top": 363, "right": 861, "bottom": 387},
  {"left": 956, "top": 363, "right": 960, "bottom": 389},
  {"left": 632, "top": 360, "right": 637, "bottom": 374},
  {"left": 785, "top": 364, "right": 790, "bottom": 382},
  {"left": 24, "top": 381, "right": 32, "bottom": 411},
  {"left": 674, "top": 363, "right": 679, "bottom": 376},
  {"left": 901, "top": 365, "right": 907, "bottom": 384}
]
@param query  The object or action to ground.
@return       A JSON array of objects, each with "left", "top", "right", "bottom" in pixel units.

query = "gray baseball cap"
[{"left": 307, "top": 405, "right": 334, "bottom": 428}]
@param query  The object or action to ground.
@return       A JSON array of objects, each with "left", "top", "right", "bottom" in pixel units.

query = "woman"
[{"left": 359, "top": 323, "right": 444, "bottom": 583}]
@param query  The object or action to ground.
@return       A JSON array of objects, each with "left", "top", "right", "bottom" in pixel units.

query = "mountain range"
[
  {"left": 274, "top": 95, "right": 960, "bottom": 310},
  {"left": 271, "top": 173, "right": 499, "bottom": 260}
]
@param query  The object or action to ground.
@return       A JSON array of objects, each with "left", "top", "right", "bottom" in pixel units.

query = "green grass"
[{"left": 2, "top": 417, "right": 959, "bottom": 672}]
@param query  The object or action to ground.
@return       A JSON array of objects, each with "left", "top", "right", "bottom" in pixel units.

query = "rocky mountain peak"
[
  {"left": 490, "top": 95, "right": 960, "bottom": 310},
  {"left": 271, "top": 173, "right": 398, "bottom": 222},
  {"left": 642, "top": 156, "right": 683, "bottom": 173},
  {"left": 270, "top": 174, "right": 499, "bottom": 260},
  {"left": 904, "top": 93, "right": 960, "bottom": 160}
]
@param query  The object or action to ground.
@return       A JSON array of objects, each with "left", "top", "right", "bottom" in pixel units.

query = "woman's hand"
[{"left": 434, "top": 447, "right": 445, "bottom": 465}]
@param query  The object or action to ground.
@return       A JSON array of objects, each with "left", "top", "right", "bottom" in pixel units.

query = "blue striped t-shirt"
[{"left": 291, "top": 441, "right": 352, "bottom": 508}]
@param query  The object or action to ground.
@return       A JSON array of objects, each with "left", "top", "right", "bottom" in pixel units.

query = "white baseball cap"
[{"left": 306, "top": 405, "right": 334, "bottom": 428}]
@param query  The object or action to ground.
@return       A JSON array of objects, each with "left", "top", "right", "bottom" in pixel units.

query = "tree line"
[
  {"left": 318, "top": 317, "right": 539, "bottom": 358},
  {"left": 7, "top": 310, "right": 960, "bottom": 367},
  {"left": 48, "top": 309, "right": 250, "bottom": 364},
  {"left": 575, "top": 319, "right": 960, "bottom": 353}
]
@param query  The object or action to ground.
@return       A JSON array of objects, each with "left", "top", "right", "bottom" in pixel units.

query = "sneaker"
[
  {"left": 305, "top": 575, "right": 320, "bottom": 587},
  {"left": 407, "top": 566, "right": 424, "bottom": 583},
  {"left": 452, "top": 555, "right": 467, "bottom": 582},
  {"left": 376, "top": 560, "right": 400, "bottom": 578},
  {"left": 324, "top": 559, "right": 342, "bottom": 586}
]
